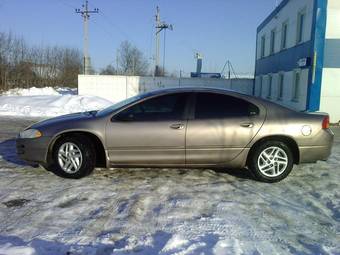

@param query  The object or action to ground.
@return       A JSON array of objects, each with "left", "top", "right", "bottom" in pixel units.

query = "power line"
[
  {"left": 55, "top": 0, "right": 78, "bottom": 10},
  {"left": 87, "top": 1, "right": 136, "bottom": 44}
]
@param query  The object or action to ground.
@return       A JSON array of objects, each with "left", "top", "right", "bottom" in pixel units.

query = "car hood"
[{"left": 29, "top": 111, "right": 97, "bottom": 130}]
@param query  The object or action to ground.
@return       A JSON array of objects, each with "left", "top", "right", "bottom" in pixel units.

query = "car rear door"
[
  {"left": 105, "top": 92, "right": 190, "bottom": 166},
  {"left": 185, "top": 92, "right": 265, "bottom": 166}
]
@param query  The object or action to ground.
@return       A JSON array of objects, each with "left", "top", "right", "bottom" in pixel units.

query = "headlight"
[{"left": 19, "top": 129, "right": 42, "bottom": 139}]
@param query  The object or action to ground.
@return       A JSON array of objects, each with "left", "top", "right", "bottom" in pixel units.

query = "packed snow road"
[{"left": 0, "top": 116, "right": 339, "bottom": 255}]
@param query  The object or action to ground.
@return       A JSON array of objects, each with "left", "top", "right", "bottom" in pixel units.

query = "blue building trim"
[
  {"left": 253, "top": 22, "right": 259, "bottom": 96},
  {"left": 257, "top": 0, "right": 290, "bottom": 33},
  {"left": 306, "top": 0, "right": 327, "bottom": 111},
  {"left": 255, "top": 41, "right": 313, "bottom": 76}
]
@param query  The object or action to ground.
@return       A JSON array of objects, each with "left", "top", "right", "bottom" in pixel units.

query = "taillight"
[{"left": 322, "top": 116, "right": 330, "bottom": 129}]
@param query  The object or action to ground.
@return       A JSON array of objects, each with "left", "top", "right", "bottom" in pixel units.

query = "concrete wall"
[
  {"left": 319, "top": 0, "right": 340, "bottom": 122},
  {"left": 78, "top": 75, "right": 254, "bottom": 103}
]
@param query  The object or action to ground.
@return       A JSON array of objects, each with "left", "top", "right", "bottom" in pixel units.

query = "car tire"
[
  {"left": 248, "top": 141, "right": 294, "bottom": 183},
  {"left": 48, "top": 135, "right": 96, "bottom": 179}
]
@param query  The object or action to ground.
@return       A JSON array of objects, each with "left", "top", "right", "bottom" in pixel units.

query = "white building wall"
[
  {"left": 254, "top": 76, "right": 262, "bottom": 96},
  {"left": 256, "top": 0, "right": 314, "bottom": 59},
  {"left": 255, "top": 69, "right": 309, "bottom": 111},
  {"left": 255, "top": 0, "right": 313, "bottom": 113},
  {"left": 78, "top": 75, "right": 254, "bottom": 103},
  {"left": 319, "top": 0, "right": 340, "bottom": 122}
]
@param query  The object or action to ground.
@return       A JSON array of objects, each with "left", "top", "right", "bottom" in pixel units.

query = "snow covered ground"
[
  {"left": 0, "top": 87, "right": 113, "bottom": 117},
  {"left": 0, "top": 116, "right": 339, "bottom": 255}
]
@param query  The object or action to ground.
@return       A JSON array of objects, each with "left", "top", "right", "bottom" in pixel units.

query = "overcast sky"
[{"left": 0, "top": 0, "right": 278, "bottom": 76}]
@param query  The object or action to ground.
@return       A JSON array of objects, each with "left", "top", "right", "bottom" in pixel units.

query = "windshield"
[{"left": 96, "top": 93, "right": 148, "bottom": 117}]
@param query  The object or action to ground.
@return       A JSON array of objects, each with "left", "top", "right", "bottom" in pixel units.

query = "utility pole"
[
  {"left": 228, "top": 61, "right": 231, "bottom": 79},
  {"left": 155, "top": 6, "right": 160, "bottom": 76},
  {"left": 76, "top": 0, "right": 99, "bottom": 75},
  {"left": 179, "top": 70, "right": 182, "bottom": 87},
  {"left": 116, "top": 50, "right": 119, "bottom": 73},
  {"left": 221, "top": 60, "right": 238, "bottom": 79},
  {"left": 154, "top": 6, "right": 173, "bottom": 76}
]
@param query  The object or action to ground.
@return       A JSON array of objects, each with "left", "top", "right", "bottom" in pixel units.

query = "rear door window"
[{"left": 195, "top": 92, "right": 259, "bottom": 119}]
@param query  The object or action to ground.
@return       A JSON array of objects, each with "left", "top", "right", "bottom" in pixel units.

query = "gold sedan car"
[{"left": 16, "top": 88, "right": 334, "bottom": 182}]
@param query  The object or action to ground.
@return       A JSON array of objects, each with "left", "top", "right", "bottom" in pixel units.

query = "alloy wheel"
[
  {"left": 57, "top": 142, "right": 83, "bottom": 173},
  {"left": 257, "top": 146, "right": 288, "bottom": 177}
]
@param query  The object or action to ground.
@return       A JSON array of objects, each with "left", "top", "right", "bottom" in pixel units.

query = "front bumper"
[{"left": 16, "top": 137, "right": 52, "bottom": 164}]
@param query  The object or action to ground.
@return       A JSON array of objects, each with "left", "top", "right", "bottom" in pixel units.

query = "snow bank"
[
  {"left": 0, "top": 95, "right": 112, "bottom": 117},
  {"left": 0, "top": 87, "right": 112, "bottom": 117},
  {"left": 2, "top": 87, "right": 61, "bottom": 96}
]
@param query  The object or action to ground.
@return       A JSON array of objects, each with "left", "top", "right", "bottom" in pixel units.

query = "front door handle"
[
  {"left": 240, "top": 122, "right": 254, "bottom": 128},
  {"left": 170, "top": 123, "right": 184, "bottom": 130}
]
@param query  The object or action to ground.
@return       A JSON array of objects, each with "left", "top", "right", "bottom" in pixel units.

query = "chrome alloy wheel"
[
  {"left": 58, "top": 142, "right": 83, "bottom": 173},
  {"left": 257, "top": 146, "right": 288, "bottom": 177}
]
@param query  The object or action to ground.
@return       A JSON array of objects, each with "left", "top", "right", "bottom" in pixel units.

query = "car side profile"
[{"left": 16, "top": 88, "right": 334, "bottom": 182}]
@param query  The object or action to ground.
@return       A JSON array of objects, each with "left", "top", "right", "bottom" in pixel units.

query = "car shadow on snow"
[
  {"left": 0, "top": 234, "right": 116, "bottom": 255},
  {"left": 214, "top": 167, "right": 256, "bottom": 181},
  {"left": 0, "top": 139, "right": 37, "bottom": 167},
  {"left": 96, "top": 167, "right": 256, "bottom": 182},
  {"left": 0, "top": 231, "right": 173, "bottom": 255}
]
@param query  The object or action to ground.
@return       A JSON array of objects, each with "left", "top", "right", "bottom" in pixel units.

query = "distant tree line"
[
  {"left": 0, "top": 31, "right": 82, "bottom": 91},
  {"left": 0, "top": 31, "right": 168, "bottom": 92}
]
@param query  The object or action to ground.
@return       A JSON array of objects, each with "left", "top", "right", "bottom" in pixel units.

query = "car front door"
[
  {"left": 185, "top": 92, "right": 265, "bottom": 166},
  {"left": 105, "top": 92, "right": 189, "bottom": 166}
]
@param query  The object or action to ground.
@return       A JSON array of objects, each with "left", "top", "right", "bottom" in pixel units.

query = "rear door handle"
[
  {"left": 170, "top": 123, "right": 184, "bottom": 130},
  {"left": 240, "top": 122, "right": 254, "bottom": 128}
]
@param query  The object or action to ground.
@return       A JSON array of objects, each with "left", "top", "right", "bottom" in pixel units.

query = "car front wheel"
[
  {"left": 248, "top": 141, "right": 294, "bottom": 182},
  {"left": 48, "top": 135, "right": 96, "bottom": 178}
]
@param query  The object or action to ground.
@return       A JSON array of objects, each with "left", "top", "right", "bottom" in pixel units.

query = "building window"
[
  {"left": 292, "top": 71, "right": 300, "bottom": 101},
  {"left": 267, "top": 75, "right": 272, "bottom": 99},
  {"left": 278, "top": 73, "right": 284, "bottom": 100},
  {"left": 261, "top": 35, "right": 266, "bottom": 58},
  {"left": 270, "top": 29, "right": 276, "bottom": 54},
  {"left": 281, "top": 22, "right": 288, "bottom": 50},
  {"left": 297, "top": 10, "right": 305, "bottom": 44}
]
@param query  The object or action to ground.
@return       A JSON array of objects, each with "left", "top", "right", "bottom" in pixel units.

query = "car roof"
[
  {"left": 146, "top": 86, "right": 296, "bottom": 114},
  {"left": 147, "top": 86, "right": 248, "bottom": 97}
]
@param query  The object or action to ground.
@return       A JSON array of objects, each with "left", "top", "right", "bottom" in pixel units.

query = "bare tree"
[
  {"left": 58, "top": 48, "right": 82, "bottom": 86},
  {"left": 116, "top": 41, "right": 149, "bottom": 76},
  {"left": 100, "top": 64, "right": 116, "bottom": 75}
]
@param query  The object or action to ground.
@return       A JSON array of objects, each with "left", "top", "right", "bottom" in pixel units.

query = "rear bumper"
[
  {"left": 299, "top": 129, "right": 334, "bottom": 163},
  {"left": 16, "top": 137, "right": 52, "bottom": 164},
  {"left": 299, "top": 145, "right": 333, "bottom": 163}
]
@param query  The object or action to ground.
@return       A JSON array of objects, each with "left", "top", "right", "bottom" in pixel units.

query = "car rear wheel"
[
  {"left": 248, "top": 141, "right": 294, "bottom": 182},
  {"left": 48, "top": 135, "right": 96, "bottom": 178}
]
